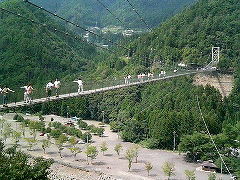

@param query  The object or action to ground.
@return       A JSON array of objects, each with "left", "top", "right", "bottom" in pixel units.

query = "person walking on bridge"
[
  {"left": 54, "top": 79, "right": 61, "bottom": 97},
  {"left": 21, "top": 85, "right": 28, "bottom": 103},
  {"left": 1, "top": 85, "right": 15, "bottom": 107},
  {"left": 0, "top": 87, "right": 2, "bottom": 104},
  {"left": 46, "top": 81, "right": 54, "bottom": 99},
  {"left": 127, "top": 75, "right": 131, "bottom": 84},
  {"left": 73, "top": 78, "right": 83, "bottom": 93},
  {"left": 26, "top": 84, "right": 34, "bottom": 104}
]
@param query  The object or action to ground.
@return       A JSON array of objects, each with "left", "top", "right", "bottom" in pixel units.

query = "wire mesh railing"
[{"left": 0, "top": 69, "right": 199, "bottom": 107}]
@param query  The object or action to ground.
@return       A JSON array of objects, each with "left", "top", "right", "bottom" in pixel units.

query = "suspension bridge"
[
  {"left": 0, "top": 1, "right": 220, "bottom": 111},
  {"left": 0, "top": 67, "right": 216, "bottom": 111}
]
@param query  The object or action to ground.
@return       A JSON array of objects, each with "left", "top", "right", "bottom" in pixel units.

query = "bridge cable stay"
[
  {"left": 0, "top": 7, "right": 114, "bottom": 52},
  {"left": 24, "top": 0, "right": 130, "bottom": 51},
  {"left": 124, "top": 0, "right": 152, "bottom": 32},
  {"left": 196, "top": 95, "right": 233, "bottom": 178},
  {"left": 95, "top": 0, "right": 125, "bottom": 26}
]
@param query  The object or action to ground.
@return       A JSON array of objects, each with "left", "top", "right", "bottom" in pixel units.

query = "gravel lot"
[{"left": 1, "top": 113, "right": 231, "bottom": 180}]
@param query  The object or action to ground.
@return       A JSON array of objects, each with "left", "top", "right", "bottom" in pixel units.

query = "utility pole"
[
  {"left": 102, "top": 111, "right": 105, "bottom": 124},
  {"left": 87, "top": 132, "right": 89, "bottom": 144},
  {"left": 173, "top": 131, "right": 176, "bottom": 151},
  {"left": 67, "top": 106, "right": 69, "bottom": 119}
]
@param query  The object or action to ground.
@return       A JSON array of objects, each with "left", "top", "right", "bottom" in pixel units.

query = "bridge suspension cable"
[
  {"left": 196, "top": 96, "right": 233, "bottom": 178},
  {"left": 95, "top": 0, "right": 124, "bottom": 26},
  {"left": 124, "top": 0, "right": 152, "bottom": 31},
  {"left": 0, "top": 7, "right": 113, "bottom": 52},
  {"left": 24, "top": 0, "right": 130, "bottom": 51}
]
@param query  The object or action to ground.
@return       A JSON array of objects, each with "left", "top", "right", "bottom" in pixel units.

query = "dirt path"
[{"left": 194, "top": 74, "right": 234, "bottom": 97}]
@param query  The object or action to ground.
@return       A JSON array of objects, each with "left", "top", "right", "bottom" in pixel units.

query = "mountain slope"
[
  {"left": 30, "top": 0, "right": 197, "bottom": 28},
  {"left": 0, "top": 0, "right": 105, "bottom": 89},
  {"left": 122, "top": 0, "right": 239, "bottom": 71}
]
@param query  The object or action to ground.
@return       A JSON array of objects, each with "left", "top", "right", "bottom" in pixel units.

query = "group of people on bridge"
[
  {"left": 0, "top": 69, "right": 179, "bottom": 107},
  {"left": 124, "top": 70, "right": 169, "bottom": 84},
  {"left": 0, "top": 78, "right": 84, "bottom": 107}
]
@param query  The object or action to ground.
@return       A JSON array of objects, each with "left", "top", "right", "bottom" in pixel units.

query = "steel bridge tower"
[{"left": 206, "top": 47, "right": 220, "bottom": 68}]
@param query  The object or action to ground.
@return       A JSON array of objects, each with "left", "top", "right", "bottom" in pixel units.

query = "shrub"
[
  {"left": 23, "top": 119, "right": 30, "bottom": 126},
  {"left": 90, "top": 127, "right": 98, "bottom": 134},
  {"left": 81, "top": 132, "right": 92, "bottom": 143},
  {"left": 77, "top": 120, "right": 88, "bottom": 129},
  {"left": 13, "top": 114, "right": 19, "bottom": 120},
  {"left": 139, "top": 138, "right": 159, "bottom": 149},
  {"left": 96, "top": 128, "right": 104, "bottom": 136},
  {"left": 51, "top": 122, "right": 62, "bottom": 129},
  {"left": 75, "top": 129, "right": 82, "bottom": 138},
  {"left": 13, "top": 114, "right": 24, "bottom": 122},
  {"left": 50, "top": 129, "right": 62, "bottom": 139},
  {"left": 45, "top": 127, "right": 52, "bottom": 133},
  {"left": 66, "top": 127, "right": 77, "bottom": 136},
  {"left": 88, "top": 125, "right": 96, "bottom": 131},
  {"left": 109, "top": 121, "right": 122, "bottom": 132}
]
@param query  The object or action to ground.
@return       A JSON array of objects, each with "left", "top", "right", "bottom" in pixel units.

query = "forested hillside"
[
  {"left": 1, "top": 0, "right": 239, "bottom": 176},
  {"left": 0, "top": 0, "right": 110, "bottom": 90},
  {"left": 121, "top": 0, "right": 239, "bottom": 71},
  {"left": 30, "top": 0, "right": 196, "bottom": 28}
]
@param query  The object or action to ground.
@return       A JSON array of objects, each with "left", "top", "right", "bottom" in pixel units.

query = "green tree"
[
  {"left": 132, "top": 144, "right": 140, "bottom": 163},
  {"left": 55, "top": 134, "right": 68, "bottom": 158},
  {"left": 68, "top": 136, "right": 78, "bottom": 148},
  {"left": 145, "top": 162, "right": 153, "bottom": 176},
  {"left": 100, "top": 141, "right": 108, "bottom": 155},
  {"left": 19, "top": 122, "right": 26, "bottom": 137},
  {"left": 114, "top": 143, "right": 122, "bottom": 156},
  {"left": 0, "top": 140, "right": 53, "bottom": 179},
  {"left": 0, "top": 118, "right": 6, "bottom": 134},
  {"left": 85, "top": 145, "right": 98, "bottom": 164},
  {"left": 50, "top": 129, "right": 62, "bottom": 139},
  {"left": 77, "top": 120, "right": 88, "bottom": 129},
  {"left": 69, "top": 147, "right": 82, "bottom": 159},
  {"left": 125, "top": 148, "right": 135, "bottom": 171},
  {"left": 162, "top": 161, "right": 175, "bottom": 180},
  {"left": 81, "top": 132, "right": 92, "bottom": 143},
  {"left": 29, "top": 121, "right": 44, "bottom": 140},
  {"left": 96, "top": 128, "right": 104, "bottom": 137},
  {"left": 184, "top": 170, "right": 196, "bottom": 180},
  {"left": 208, "top": 173, "right": 216, "bottom": 180},
  {"left": 24, "top": 138, "right": 37, "bottom": 151},
  {"left": 2, "top": 123, "right": 12, "bottom": 142},
  {"left": 41, "top": 139, "right": 51, "bottom": 154},
  {"left": 12, "top": 131, "right": 21, "bottom": 146},
  {"left": 39, "top": 115, "right": 45, "bottom": 121}
]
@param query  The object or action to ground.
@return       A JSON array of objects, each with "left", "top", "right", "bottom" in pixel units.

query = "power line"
[
  {"left": 196, "top": 95, "right": 233, "bottom": 177},
  {"left": 95, "top": 0, "right": 124, "bottom": 25},
  {"left": 124, "top": 0, "right": 152, "bottom": 31},
  {"left": 0, "top": 7, "right": 113, "bottom": 52},
  {"left": 24, "top": 0, "right": 130, "bottom": 51}
]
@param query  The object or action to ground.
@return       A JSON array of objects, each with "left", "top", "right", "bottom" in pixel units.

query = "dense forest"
[
  {"left": 119, "top": 0, "right": 239, "bottom": 71},
  {"left": 0, "top": 0, "right": 239, "bottom": 177},
  {"left": 29, "top": 0, "right": 196, "bottom": 28},
  {"left": 0, "top": 0, "right": 115, "bottom": 99}
]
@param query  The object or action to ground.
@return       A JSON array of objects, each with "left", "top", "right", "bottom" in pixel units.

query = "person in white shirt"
[
  {"left": 54, "top": 79, "right": 61, "bottom": 97},
  {"left": 1, "top": 86, "right": 15, "bottom": 106},
  {"left": 124, "top": 77, "right": 128, "bottom": 84},
  {"left": 26, "top": 84, "right": 34, "bottom": 104},
  {"left": 73, "top": 78, "right": 83, "bottom": 93},
  {"left": 127, "top": 75, "right": 131, "bottom": 84},
  {"left": 21, "top": 86, "right": 28, "bottom": 103},
  {"left": 46, "top": 81, "right": 54, "bottom": 98}
]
